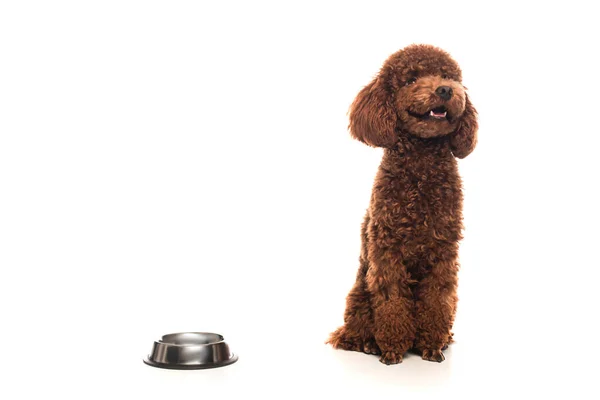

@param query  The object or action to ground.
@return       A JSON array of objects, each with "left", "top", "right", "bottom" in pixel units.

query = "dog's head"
[{"left": 349, "top": 44, "right": 477, "bottom": 158}]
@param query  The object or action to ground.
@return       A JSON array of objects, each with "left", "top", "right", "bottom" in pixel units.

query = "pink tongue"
[{"left": 431, "top": 111, "right": 446, "bottom": 118}]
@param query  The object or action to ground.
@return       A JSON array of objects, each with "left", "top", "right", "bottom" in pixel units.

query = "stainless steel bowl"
[{"left": 144, "top": 332, "right": 238, "bottom": 370}]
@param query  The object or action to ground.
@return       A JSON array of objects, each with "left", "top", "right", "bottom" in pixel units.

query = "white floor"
[{"left": 3, "top": 255, "right": 594, "bottom": 399}]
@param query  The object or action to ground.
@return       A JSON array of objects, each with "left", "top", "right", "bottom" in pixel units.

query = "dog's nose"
[{"left": 436, "top": 86, "right": 453, "bottom": 101}]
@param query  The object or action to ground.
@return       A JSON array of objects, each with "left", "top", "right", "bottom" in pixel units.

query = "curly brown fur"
[{"left": 327, "top": 44, "right": 478, "bottom": 364}]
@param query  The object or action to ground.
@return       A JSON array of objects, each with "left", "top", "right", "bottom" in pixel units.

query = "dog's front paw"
[
  {"left": 363, "top": 339, "right": 381, "bottom": 355},
  {"left": 421, "top": 348, "right": 445, "bottom": 363},
  {"left": 379, "top": 351, "right": 403, "bottom": 365}
]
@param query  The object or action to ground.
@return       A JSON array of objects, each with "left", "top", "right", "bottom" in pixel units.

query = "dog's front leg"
[
  {"left": 367, "top": 257, "right": 416, "bottom": 365},
  {"left": 414, "top": 259, "right": 458, "bottom": 362}
]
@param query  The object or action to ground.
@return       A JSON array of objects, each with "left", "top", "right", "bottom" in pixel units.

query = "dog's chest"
[
  {"left": 371, "top": 151, "right": 463, "bottom": 247},
  {"left": 384, "top": 154, "right": 459, "bottom": 209}
]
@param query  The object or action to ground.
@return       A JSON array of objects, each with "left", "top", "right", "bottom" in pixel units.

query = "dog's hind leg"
[
  {"left": 327, "top": 214, "right": 378, "bottom": 355},
  {"left": 327, "top": 258, "right": 378, "bottom": 354}
]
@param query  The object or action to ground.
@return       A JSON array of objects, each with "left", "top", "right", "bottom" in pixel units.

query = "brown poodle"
[{"left": 327, "top": 44, "right": 478, "bottom": 364}]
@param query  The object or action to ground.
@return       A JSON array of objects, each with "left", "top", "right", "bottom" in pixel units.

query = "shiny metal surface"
[{"left": 144, "top": 332, "right": 238, "bottom": 370}]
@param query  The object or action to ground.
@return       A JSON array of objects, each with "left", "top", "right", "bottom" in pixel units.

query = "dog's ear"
[
  {"left": 348, "top": 76, "right": 398, "bottom": 148},
  {"left": 450, "top": 94, "right": 478, "bottom": 159}
]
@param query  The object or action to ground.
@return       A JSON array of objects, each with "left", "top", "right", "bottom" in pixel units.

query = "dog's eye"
[{"left": 405, "top": 77, "right": 417, "bottom": 86}]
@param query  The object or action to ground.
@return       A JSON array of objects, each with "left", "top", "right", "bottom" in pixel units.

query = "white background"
[{"left": 1, "top": 1, "right": 599, "bottom": 398}]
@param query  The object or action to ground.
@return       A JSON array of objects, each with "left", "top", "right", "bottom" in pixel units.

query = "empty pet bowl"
[{"left": 144, "top": 332, "right": 238, "bottom": 370}]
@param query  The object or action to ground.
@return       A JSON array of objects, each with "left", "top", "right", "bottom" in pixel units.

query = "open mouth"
[
  {"left": 429, "top": 106, "right": 447, "bottom": 119},
  {"left": 408, "top": 106, "right": 450, "bottom": 121}
]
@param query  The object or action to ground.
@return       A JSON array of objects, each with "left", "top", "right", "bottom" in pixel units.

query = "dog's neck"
[{"left": 381, "top": 133, "right": 452, "bottom": 170}]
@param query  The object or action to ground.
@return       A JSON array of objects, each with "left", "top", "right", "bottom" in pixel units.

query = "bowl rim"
[{"left": 157, "top": 332, "right": 225, "bottom": 346}]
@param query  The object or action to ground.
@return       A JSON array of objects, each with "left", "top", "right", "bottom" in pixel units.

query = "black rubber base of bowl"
[{"left": 143, "top": 354, "right": 238, "bottom": 370}]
